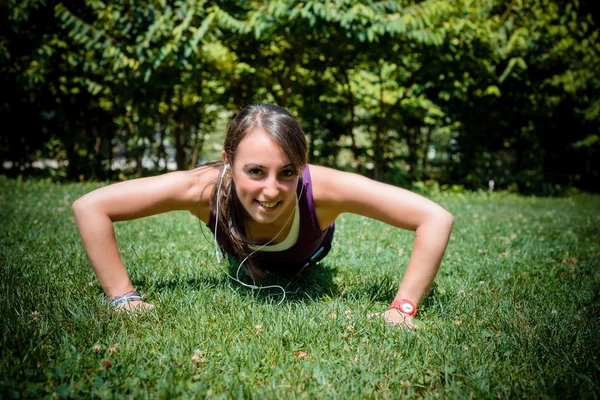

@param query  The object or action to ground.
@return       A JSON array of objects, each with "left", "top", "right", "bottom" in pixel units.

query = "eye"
[
  {"left": 280, "top": 169, "right": 295, "bottom": 178},
  {"left": 248, "top": 168, "right": 262, "bottom": 176}
]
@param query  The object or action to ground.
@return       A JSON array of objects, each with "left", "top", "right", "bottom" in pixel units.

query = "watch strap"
[{"left": 389, "top": 299, "right": 417, "bottom": 316}]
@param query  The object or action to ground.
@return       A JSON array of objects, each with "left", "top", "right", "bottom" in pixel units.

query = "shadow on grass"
[
  {"left": 130, "top": 259, "right": 449, "bottom": 309},
  {"left": 129, "top": 260, "right": 343, "bottom": 305},
  {"left": 223, "top": 260, "right": 342, "bottom": 304}
]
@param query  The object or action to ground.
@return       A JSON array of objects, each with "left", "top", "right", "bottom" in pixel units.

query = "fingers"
[
  {"left": 367, "top": 310, "right": 418, "bottom": 329},
  {"left": 114, "top": 301, "right": 155, "bottom": 312}
]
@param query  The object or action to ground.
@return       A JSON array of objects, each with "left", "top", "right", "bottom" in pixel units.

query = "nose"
[{"left": 262, "top": 175, "right": 279, "bottom": 199}]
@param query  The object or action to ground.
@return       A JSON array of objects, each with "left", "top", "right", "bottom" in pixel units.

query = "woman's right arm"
[{"left": 71, "top": 168, "right": 216, "bottom": 309}]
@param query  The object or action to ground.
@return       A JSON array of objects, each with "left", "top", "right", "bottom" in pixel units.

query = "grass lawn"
[{"left": 1, "top": 175, "right": 599, "bottom": 399}]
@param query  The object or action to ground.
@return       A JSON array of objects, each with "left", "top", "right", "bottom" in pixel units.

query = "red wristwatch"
[{"left": 389, "top": 299, "right": 417, "bottom": 316}]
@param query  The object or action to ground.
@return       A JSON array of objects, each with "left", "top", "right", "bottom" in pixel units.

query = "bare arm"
[
  {"left": 72, "top": 168, "right": 216, "bottom": 304},
  {"left": 311, "top": 165, "right": 454, "bottom": 325}
]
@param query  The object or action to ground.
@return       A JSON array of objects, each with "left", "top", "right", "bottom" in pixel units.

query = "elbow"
[
  {"left": 71, "top": 197, "right": 84, "bottom": 218},
  {"left": 72, "top": 195, "right": 94, "bottom": 221},
  {"left": 71, "top": 198, "right": 80, "bottom": 216},
  {"left": 434, "top": 209, "right": 454, "bottom": 232},
  {"left": 419, "top": 209, "right": 453, "bottom": 234},
  {"left": 445, "top": 210, "right": 454, "bottom": 228},
  {"left": 443, "top": 210, "right": 454, "bottom": 232},
  {"left": 71, "top": 198, "right": 86, "bottom": 226},
  {"left": 72, "top": 194, "right": 113, "bottom": 225}
]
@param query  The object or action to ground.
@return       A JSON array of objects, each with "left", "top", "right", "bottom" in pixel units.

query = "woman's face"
[{"left": 227, "top": 129, "right": 301, "bottom": 225}]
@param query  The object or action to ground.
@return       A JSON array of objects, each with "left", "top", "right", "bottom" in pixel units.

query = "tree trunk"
[
  {"left": 173, "top": 90, "right": 187, "bottom": 170},
  {"left": 156, "top": 120, "right": 167, "bottom": 172},
  {"left": 405, "top": 126, "right": 419, "bottom": 179},
  {"left": 342, "top": 70, "right": 358, "bottom": 170},
  {"left": 421, "top": 126, "right": 432, "bottom": 173},
  {"left": 106, "top": 128, "right": 114, "bottom": 180},
  {"left": 373, "top": 65, "right": 386, "bottom": 181}
]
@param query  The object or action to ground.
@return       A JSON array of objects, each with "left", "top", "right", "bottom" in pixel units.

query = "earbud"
[{"left": 220, "top": 164, "right": 230, "bottom": 179}]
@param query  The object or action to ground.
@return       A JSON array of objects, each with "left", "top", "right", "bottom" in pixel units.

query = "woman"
[{"left": 72, "top": 104, "right": 454, "bottom": 328}]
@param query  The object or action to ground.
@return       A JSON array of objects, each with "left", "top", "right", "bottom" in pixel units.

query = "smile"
[{"left": 257, "top": 200, "right": 279, "bottom": 209}]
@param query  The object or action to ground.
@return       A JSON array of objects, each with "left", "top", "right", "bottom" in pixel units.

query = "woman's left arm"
[{"left": 310, "top": 166, "right": 454, "bottom": 327}]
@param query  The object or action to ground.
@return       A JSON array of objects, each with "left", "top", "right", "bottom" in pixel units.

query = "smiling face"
[{"left": 226, "top": 129, "right": 301, "bottom": 226}]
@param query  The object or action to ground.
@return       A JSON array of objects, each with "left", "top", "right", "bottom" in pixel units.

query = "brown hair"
[{"left": 211, "top": 104, "right": 308, "bottom": 279}]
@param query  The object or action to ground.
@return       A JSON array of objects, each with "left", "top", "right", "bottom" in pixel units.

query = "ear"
[{"left": 221, "top": 150, "right": 228, "bottom": 166}]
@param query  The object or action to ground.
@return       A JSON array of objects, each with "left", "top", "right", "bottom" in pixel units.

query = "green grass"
[{"left": 1, "top": 175, "right": 599, "bottom": 399}]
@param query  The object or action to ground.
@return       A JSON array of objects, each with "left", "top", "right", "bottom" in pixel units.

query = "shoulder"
[
  {"left": 141, "top": 165, "right": 219, "bottom": 205},
  {"left": 186, "top": 165, "right": 220, "bottom": 196},
  {"left": 310, "top": 164, "right": 430, "bottom": 207},
  {"left": 182, "top": 165, "right": 221, "bottom": 220},
  {"left": 309, "top": 165, "right": 378, "bottom": 226},
  {"left": 144, "top": 165, "right": 221, "bottom": 222},
  {"left": 309, "top": 164, "right": 351, "bottom": 200},
  {"left": 309, "top": 164, "right": 453, "bottom": 231},
  {"left": 309, "top": 164, "right": 378, "bottom": 204}
]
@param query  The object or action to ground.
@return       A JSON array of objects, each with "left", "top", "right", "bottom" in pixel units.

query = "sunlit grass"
[{"left": 1, "top": 176, "right": 599, "bottom": 398}]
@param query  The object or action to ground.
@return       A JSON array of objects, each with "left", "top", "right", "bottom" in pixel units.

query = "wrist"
[
  {"left": 108, "top": 290, "right": 146, "bottom": 307},
  {"left": 389, "top": 299, "right": 417, "bottom": 316},
  {"left": 106, "top": 283, "right": 135, "bottom": 299}
]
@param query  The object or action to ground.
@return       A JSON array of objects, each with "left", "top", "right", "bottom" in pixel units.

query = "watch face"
[{"left": 400, "top": 301, "right": 414, "bottom": 314}]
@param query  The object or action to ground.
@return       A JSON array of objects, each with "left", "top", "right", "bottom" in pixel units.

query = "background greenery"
[
  {"left": 3, "top": 2, "right": 599, "bottom": 398},
  {"left": 1, "top": 177, "right": 599, "bottom": 398},
  {"left": 2, "top": 0, "right": 599, "bottom": 194}
]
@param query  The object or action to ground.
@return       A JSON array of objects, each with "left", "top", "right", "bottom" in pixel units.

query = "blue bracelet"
[{"left": 109, "top": 290, "right": 147, "bottom": 307}]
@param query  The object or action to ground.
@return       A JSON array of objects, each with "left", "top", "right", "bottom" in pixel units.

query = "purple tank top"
[{"left": 207, "top": 164, "right": 335, "bottom": 265}]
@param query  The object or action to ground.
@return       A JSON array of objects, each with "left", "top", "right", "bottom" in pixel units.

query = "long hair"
[{"left": 210, "top": 104, "right": 308, "bottom": 280}]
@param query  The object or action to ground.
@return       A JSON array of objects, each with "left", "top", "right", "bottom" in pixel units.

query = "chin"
[
  {"left": 251, "top": 210, "right": 283, "bottom": 224},
  {"left": 252, "top": 201, "right": 292, "bottom": 222}
]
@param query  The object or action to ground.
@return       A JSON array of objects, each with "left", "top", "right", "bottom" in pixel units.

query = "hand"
[
  {"left": 381, "top": 308, "right": 417, "bottom": 329},
  {"left": 114, "top": 300, "right": 155, "bottom": 312}
]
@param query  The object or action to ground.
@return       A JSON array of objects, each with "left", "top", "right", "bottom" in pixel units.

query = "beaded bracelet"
[{"left": 109, "top": 290, "right": 147, "bottom": 307}]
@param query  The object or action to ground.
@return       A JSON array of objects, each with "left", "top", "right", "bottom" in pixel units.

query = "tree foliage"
[{"left": 1, "top": 0, "right": 598, "bottom": 193}]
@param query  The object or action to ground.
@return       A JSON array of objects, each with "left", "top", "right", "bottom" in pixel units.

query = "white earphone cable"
[
  {"left": 214, "top": 163, "right": 229, "bottom": 264},
  {"left": 213, "top": 165, "right": 304, "bottom": 305}
]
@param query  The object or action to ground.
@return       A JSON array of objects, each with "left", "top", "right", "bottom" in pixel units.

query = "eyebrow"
[{"left": 244, "top": 163, "right": 293, "bottom": 170}]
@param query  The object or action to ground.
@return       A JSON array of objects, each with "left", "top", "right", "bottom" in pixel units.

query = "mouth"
[{"left": 256, "top": 200, "right": 280, "bottom": 210}]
